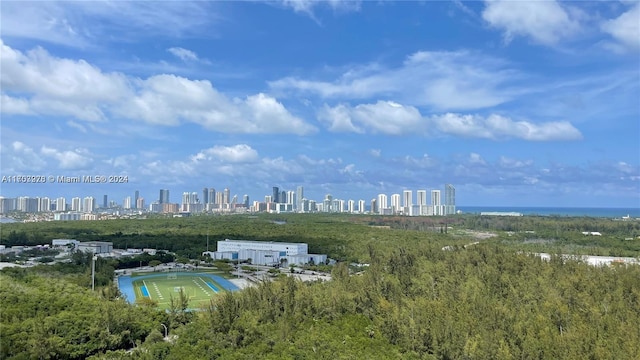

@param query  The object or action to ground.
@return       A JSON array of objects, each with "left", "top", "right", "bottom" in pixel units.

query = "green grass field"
[{"left": 132, "top": 274, "right": 226, "bottom": 310}]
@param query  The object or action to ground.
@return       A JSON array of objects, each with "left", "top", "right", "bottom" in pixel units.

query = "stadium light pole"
[{"left": 91, "top": 255, "right": 97, "bottom": 291}]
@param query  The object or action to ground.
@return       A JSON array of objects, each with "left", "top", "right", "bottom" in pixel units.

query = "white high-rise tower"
[
  {"left": 445, "top": 184, "right": 456, "bottom": 215},
  {"left": 431, "top": 190, "right": 442, "bottom": 216}
]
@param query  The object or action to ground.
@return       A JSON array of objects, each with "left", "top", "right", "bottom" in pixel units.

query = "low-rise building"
[
  {"left": 203, "top": 239, "right": 326, "bottom": 266},
  {"left": 78, "top": 241, "right": 113, "bottom": 254}
]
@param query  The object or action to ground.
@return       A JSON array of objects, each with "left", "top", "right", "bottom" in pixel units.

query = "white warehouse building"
[{"left": 203, "top": 239, "right": 326, "bottom": 266}]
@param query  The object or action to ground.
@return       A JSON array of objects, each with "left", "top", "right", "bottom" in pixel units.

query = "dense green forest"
[
  {"left": 1, "top": 214, "right": 639, "bottom": 359},
  {"left": 3, "top": 213, "right": 639, "bottom": 258}
]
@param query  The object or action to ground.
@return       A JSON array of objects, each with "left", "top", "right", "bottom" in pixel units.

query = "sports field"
[{"left": 118, "top": 272, "right": 239, "bottom": 310}]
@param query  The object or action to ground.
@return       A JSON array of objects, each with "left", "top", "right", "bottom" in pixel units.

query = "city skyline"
[
  {"left": 1, "top": 2, "right": 638, "bottom": 208},
  {"left": 0, "top": 183, "right": 457, "bottom": 215}
]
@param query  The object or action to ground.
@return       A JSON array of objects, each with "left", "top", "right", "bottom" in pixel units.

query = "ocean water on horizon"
[{"left": 458, "top": 206, "right": 640, "bottom": 218}]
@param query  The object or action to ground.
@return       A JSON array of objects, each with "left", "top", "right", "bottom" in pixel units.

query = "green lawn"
[{"left": 132, "top": 274, "right": 225, "bottom": 310}]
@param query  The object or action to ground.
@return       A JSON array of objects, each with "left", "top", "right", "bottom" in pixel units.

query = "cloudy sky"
[{"left": 1, "top": 0, "right": 639, "bottom": 208}]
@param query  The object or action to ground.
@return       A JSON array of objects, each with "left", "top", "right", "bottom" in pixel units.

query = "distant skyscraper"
[
  {"left": 391, "top": 194, "right": 401, "bottom": 214},
  {"left": 103, "top": 195, "right": 108, "bottom": 208},
  {"left": 39, "top": 197, "right": 50, "bottom": 212},
  {"left": 377, "top": 194, "right": 388, "bottom": 214},
  {"left": 223, "top": 188, "right": 230, "bottom": 205},
  {"left": 134, "top": 190, "right": 140, "bottom": 209},
  {"left": 286, "top": 190, "right": 295, "bottom": 205},
  {"left": 445, "top": 184, "right": 456, "bottom": 215},
  {"left": 181, "top": 192, "right": 190, "bottom": 211},
  {"left": 123, "top": 196, "right": 132, "bottom": 209},
  {"left": 136, "top": 197, "right": 145, "bottom": 210},
  {"left": 159, "top": 189, "right": 170, "bottom": 204},
  {"left": 370, "top": 198, "right": 377, "bottom": 214},
  {"left": 272, "top": 186, "right": 280, "bottom": 204},
  {"left": 417, "top": 190, "right": 427, "bottom": 216},
  {"left": 83, "top": 197, "right": 95, "bottom": 213},
  {"left": 17, "top": 197, "right": 38, "bottom": 213},
  {"left": 403, "top": 190, "right": 413, "bottom": 214},
  {"left": 243, "top": 194, "right": 250, "bottom": 208},
  {"left": 0, "top": 197, "right": 16, "bottom": 214},
  {"left": 358, "top": 200, "right": 366, "bottom": 213},
  {"left": 71, "top": 197, "right": 81, "bottom": 211},
  {"left": 202, "top": 188, "right": 209, "bottom": 205},
  {"left": 216, "top": 191, "right": 224, "bottom": 206},
  {"left": 296, "top": 186, "right": 304, "bottom": 212},
  {"left": 431, "top": 190, "right": 441, "bottom": 206},
  {"left": 208, "top": 188, "right": 216, "bottom": 204},
  {"left": 347, "top": 199, "right": 355, "bottom": 213},
  {"left": 56, "top": 197, "right": 66, "bottom": 212},
  {"left": 431, "top": 190, "right": 442, "bottom": 216},
  {"left": 323, "top": 194, "right": 333, "bottom": 213}
]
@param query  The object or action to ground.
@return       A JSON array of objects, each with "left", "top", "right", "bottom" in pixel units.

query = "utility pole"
[{"left": 91, "top": 255, "right": 97, "bottom": 291}]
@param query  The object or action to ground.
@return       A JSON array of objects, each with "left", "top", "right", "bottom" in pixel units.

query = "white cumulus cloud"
[
  {"left": 601, "top": 3, "right": 640, "bottom": 52},
  {"left": 482, "top": 0, "right": 582, "bottom": 46},
  {"left": 318, "top": 101, "right": 425, "bottom": 135},
  {"left": 1, "top": 41, "right": 315, "bottom": 135},
  {"left": 432, "top": 113, "right": 583, "bottom": 141},
  {"left": 40, "top": 146, "right": 93, "bottom": 170},
  {"left": 318, "top": 101, "right": 583, "bottom": 141},
  {"left": 192, "top": 144, "right": 259, "bottom": 163},
  {"left": 271, "top": 50, "right": 520, "bottom": 111},
  {"left": 167, "top": 47, "right": 199, "bottom": 62}
]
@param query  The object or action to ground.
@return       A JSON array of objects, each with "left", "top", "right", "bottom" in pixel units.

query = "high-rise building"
[
  {"left": 347, "top": 199, "right": 355, "bottom": 213},
  {"left": 403, "top": 190, "right": 413, "bottom": 215},
  {"left": 159, "top": 189, "right": 170, "bottom": 204},
  {"left": 370, "top": 198, "right": 377, "bottom": 214},
  {"left": 202, "top": 188, "right": 209, "bottom": 205},
  {"left": 56, "top": 197, "right": 67, "bottom": 212},
  {"left": 286, "top": 190, "right": 295, "bottom": 205},
  {"left": 391, "top": 194, "right": 401, "bottom": 214},
  {"left": 223, "top": 188, "right": 230, "bottom": 205},
  {"left": 296, "top": 186, "right": 304, "bottom": 212},
  {"left": 445, "top": 184, "right": 456, "bottom": 215},
  {"left": 83, "top": 197, "right": 95, "bottom": 213},
  {"left": 189, "top": 192, "right": 198, "bottom": 204},
  {"left": 242, "top": 194, "right": 250, "bottom": 208},
  {"left": 323, "top": 194, "right": 333, "bottom": 213},
  {"left": 71, "top": 197, "right": 81, "bottom": 211},
  {"left": 272, "top": 186, "right": 280, "bottom": 204},
  {"left": 136, "top": 197, "right": 145, "bottom": 210},
  {"left": 123, "top": 196, "right": 132, "bottom": 209},
  {"left": 216, "top": 191, "right": 224, "bottom": 206},
  {"left": 134, "top": 190, "right": 140, "bottom": 209},
  {"left": 103, "top": 195, "right": 108, "bottom": 208},
  {"left": 17, "top": 197, "right": 38, "bottom": 213},
  {"left": 38, "top": 197, "right": 50, "bottom": 212},
  {"left": 431, "top": 190, "right": 442, "bottom": 216},
  {"left": 208, "top": 188, "right": 215, "bottom": 204},
  {"left": 377, "top": 194, "right": 388, "bottom": 214},
  {"left": 0, "top": 197, "right": 16, "bottom": 214},
  {"left": 417, "top": 190, "right": 427, "bottom": 216},
  {"left": 181, "top": 192, "right": 190, "bottom": 212}
]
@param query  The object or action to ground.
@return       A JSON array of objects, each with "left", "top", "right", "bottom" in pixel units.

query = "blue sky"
[{"left": 1, "top": 0, "right": 639, "bottom": 208}]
